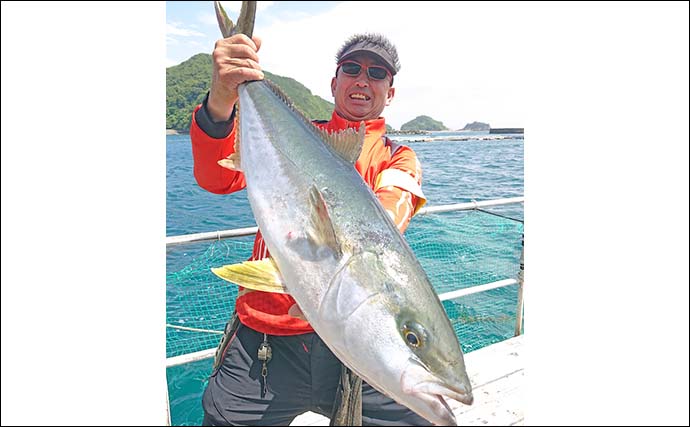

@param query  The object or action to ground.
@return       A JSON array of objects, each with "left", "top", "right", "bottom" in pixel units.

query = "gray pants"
[{"left": 202, "top": 321, "right": 431, "bottom": 426}]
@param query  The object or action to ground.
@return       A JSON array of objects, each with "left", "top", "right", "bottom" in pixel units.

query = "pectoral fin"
[
  {"left": 212, "top": 258, "right": 289, "bottom": 294},
  {"left": 217, "top": 106, "right": 242, "bottom": 171},
  {"left": 307, "top": 185, "right": 342, "bottom": 257}
]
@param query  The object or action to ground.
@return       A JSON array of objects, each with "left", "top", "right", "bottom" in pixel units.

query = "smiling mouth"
[{"left": 349, "top": 93, "right": 370, "bottom": 101}]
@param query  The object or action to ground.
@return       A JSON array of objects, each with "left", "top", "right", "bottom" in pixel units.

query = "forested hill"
[
  {"left": 166, "top": 53, "right": 334, "bottom": 132},
  {"left": 400, "top": 115, "right": 448, "bottom": 131}
]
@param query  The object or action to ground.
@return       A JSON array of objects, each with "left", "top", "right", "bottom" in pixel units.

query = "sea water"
[{"left": 166, "top": 131, "right": 524, "bottom": 425}]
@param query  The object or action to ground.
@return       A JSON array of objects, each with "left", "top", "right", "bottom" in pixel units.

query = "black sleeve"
[{"left": 194, "top": 92, "right": 237, "bottom": 139}]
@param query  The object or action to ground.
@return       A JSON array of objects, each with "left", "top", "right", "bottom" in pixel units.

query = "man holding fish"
[{"left": 190, "top": 4, "right": 472, "bottom": 424}]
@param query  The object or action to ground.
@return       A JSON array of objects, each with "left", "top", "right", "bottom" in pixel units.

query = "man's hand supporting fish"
[{"left": 190, "top": 2, "right": 473, "bottom": 425}]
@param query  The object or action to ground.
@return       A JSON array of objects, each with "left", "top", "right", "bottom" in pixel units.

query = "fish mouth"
[
  {"left": 410, "top": 379, "right": 474, "bottom": 406},
  {"left": 407, "top": 379, "right": 474, "bottom": 427},
  {"left": 400, "top": 360, "right": 474, "bottom": 426}
]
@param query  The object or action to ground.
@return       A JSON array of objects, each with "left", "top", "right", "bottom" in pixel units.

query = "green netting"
[
  {"left": 407, "top": 210, "right": 524, "bottom": 352},
  {"left": 166, "top": 209, "right": 523, "bottom": 359}
]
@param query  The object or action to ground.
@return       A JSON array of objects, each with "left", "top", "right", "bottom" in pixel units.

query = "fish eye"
[
  {"left": 405, "top": 330, "right": 420, "bottom": 347},
  {"left": 401, "top": 322, "right": 427, "bottom": 349}
]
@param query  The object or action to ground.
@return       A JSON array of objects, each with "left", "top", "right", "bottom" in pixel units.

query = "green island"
[{"left": 167, "top": 54, "right": 519, "bottom": 135}]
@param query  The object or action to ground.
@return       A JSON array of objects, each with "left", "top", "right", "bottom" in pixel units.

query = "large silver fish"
[{"left": 211, "top": 2, "right": 473, "bottom": 425}]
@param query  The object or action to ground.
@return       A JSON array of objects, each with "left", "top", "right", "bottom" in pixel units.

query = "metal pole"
[
  {"left": 417, "top": 197, "right": 524, "bottom": 215},
  {"left": 166, "top": 384, "right": 172, "bottom": 426},
  {"left": 167, "top": 348, "right": 216, "bottom": 368},
  {"left": 439, "top": 279, "right": 517, "bottom": 301},
  {"left": 165, "top": 197, "right": 525, "bottom": 247},
  {"left": 166, "top": 226, "right": 259, "bottom": 247},
  {"left": 514, "top": 234, "right": 524, "bottom": 336}
]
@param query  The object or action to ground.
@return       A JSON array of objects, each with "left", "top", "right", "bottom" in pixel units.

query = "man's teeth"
[{"left": 350, "top": 94, "right": 368, "bottom": 100}]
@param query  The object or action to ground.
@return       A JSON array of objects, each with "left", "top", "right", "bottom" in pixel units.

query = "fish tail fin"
[
  {"left": 214, "top": 1, "right": 235, "bottom": 38},
  {"left": 214, "top": 1, "right": 256, "bottom": 38}
]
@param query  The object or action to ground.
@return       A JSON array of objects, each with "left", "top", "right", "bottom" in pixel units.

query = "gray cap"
[{"left": 336, "top": 33, "right": 401, "bottom": 76}]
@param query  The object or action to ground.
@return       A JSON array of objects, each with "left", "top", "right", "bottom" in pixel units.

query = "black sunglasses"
[{"left": 337, "top": 60, "right": 391, "bottom": 81}]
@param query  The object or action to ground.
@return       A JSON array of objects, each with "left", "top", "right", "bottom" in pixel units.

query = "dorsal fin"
[
  {"left": 260, "top": 80, "right": 363, "bottom": 163},
  {"left": 317, "top": 122, "right": 366, "bottom": 164},
  {"left": 259, "top": 79, "right": 365, "bottom": 164}
]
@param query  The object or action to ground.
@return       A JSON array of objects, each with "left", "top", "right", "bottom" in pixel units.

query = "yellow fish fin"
[{"left": 211, "top": 257, "right": 289, "bottom": 294}]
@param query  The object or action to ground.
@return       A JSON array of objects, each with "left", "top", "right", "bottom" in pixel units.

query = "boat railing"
[
  {"left": 165, "top": 197, "right": 525, "bottom": 247},
  {"left": 165, "top": 196, "right": 524, "bottom": 368}
]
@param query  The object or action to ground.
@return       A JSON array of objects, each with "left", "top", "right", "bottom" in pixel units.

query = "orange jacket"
[{"left": 191, "top": 106, "right": 426, "bottom": 335}]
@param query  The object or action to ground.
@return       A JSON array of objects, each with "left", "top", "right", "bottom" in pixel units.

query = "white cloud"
[
  {"left": 198, "top": 2, "right": 276, "bottom": 34},
  {"left": 195, "top": 0, "right": 249, "bottom": 28},
  {"left": 166, "top": 57, "right": 180, "bottom": 68},
  {"left": 166, "top": 22, "right": 205, "bottom": 38},
  {"left": 197, "top": 11, "right": 219, "bottom": 28},
  {"left": 218, "top": 1, "right": 243, "bottom": 14},
  {"left": 218, "top": 1, "right": 275, "bottom": 14},
  {"left": 253, "top": 1, "right": 528, "bottom": 129}
]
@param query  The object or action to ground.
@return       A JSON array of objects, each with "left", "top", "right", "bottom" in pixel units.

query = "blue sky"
[
  {"left": 166, "top": 2, "right": 343, "bottom": 68},
  {"left": 166, "top": 1, "right": 530, "bottom": 129}
]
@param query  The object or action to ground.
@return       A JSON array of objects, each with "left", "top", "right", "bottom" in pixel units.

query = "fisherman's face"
[{"left": 331, "top": 53, "right": 395, "bottom": 122}]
